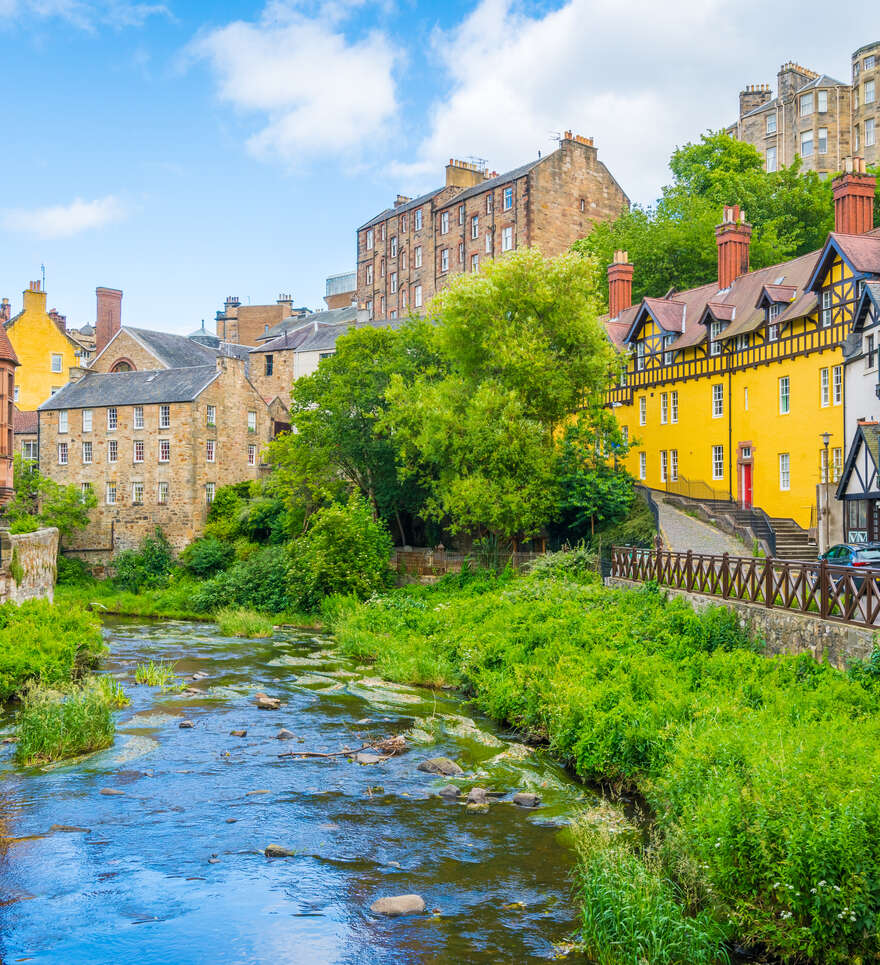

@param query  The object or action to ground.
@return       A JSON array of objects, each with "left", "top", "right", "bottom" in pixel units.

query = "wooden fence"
[
  {"left": 392, "top": 547, "right": 544, "bottom": 577},
  {"left": 611, "top": 545, "right": 880, "bottom": 629}
]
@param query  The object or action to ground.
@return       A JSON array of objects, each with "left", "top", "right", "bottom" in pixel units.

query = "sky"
[{"left": 0, "top": 0, "right": 876, "bottom": 334}]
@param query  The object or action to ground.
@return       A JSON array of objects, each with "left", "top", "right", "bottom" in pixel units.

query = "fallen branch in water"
[{"left": 278, "top": 735, "right": 407, "bottom": 761}]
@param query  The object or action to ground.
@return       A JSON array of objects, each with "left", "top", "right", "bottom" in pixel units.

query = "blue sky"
[{"left": 0, "top": 0, "right": 875, "bottom": 334}]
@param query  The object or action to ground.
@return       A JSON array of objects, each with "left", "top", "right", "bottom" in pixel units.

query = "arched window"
[{"left": 111, "top": 360, "right": 134, "bottom": 373}]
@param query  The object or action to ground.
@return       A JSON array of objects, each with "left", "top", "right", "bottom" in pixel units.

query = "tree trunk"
[{"left": 394, "top": 511, "right": 406, "bottom": 546}]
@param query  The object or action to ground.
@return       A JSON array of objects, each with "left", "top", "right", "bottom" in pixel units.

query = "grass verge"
[{"left": 216, "top": 607, "right": 275, "bottom": 638}]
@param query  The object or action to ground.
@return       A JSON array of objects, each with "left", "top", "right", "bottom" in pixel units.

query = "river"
[{"left": 0, "top": 619, "right": 605, "bottom": 964}]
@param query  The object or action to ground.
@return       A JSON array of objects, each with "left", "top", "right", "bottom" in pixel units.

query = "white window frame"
[
  {"left": 133, "top": 405, "right": 144, "bottom": 430},
  {"left": 133, "top": 440, "right": 145, "bottom": 463},
  {"left": 766, "top": 146, "right": 777, "bottom": 173},
  {"left": 57, "top": 442, "right": 68, "bottom": 465},
  {"left": 131, "top": 481, "right": 144, "bottom": 505},
  {"left": 206, "top": 482, "right": 216, "bottom": 506},
  {"left": 821, "top": 367, "right": 830, "bottom": 406},
  {"left": 833, "top": 365, "right": 842, "bottom": 404},
  {"left": 247, "top": 410, "right": 257, "bottom": 432},
  {"left": 639, "top": 396, "right": 647, "bottom": 426},
  {"left": 82, "top": 441, "right": 92, "bottom": 464},
  {"left": 440, "top": 211, "right": 449, "bottom": 234},
  {"left": 635, "top": 340, "right": 645, "bottom": 371},
  {"left": 107, "top": 407, "right": 117, "bottom": 431},
  {"left": 158, "top": 439, "right": 170, "bottom": 463},
  {"left": 670, "top": 449, "right": 679, "bottom": 482},
  {"left": 414, "top": 285, "right": 423, "bottom": 308},
  {"left": 159, "top": 404, "right": 170, "bottom": 429},
  {"left": 471, "top": 253, "right": 479, "bottom": 272},
  {"left": 108, "top": 439, "right": 118, "bottom": 463},
  {"left": 712, "top": 383, "right": 724, "bottom": 418},
  {"left": 821, "top": 290, "right": 832, "bottom": 328},
  {"left": 710, "top": 320, "right": 724, "bottom": 356},
  {"left": 867, "top": 118, "right": 876, "bottom": 148},
  {"left": 779, "top": 452, "right": 790, "bottom": 491},
  {"left": 248, "top": 444, "right": 257, "bottom": 466},
  {"left": 639, "top": 451, "right": 646, "bottom": 480},
  {"left": 817, "top": 90, "right": 828, "bottom": 113},
  {"left": 778, "top": 375, "right": 790, "bottom": 415},
  {"left": 58, "top": 410, "right": 68, "bottom": 433},
  {"left": 158, "top": 481, "right": 169, "bottom": 505},
  {"left": 366, "top": 228, "right": 374, "bottom": 250},
  {"left": 832, "top": 447, "right": 843, "bottom": 483},
  {"left": 503, "top": 186, "right": 513, "bottom": 210},
  {"left": 441, "top": 248, "right": 449, "bottom": 273},
  {"left": 206, "top": 404, "right": 216, "bottom": 427},
  {"left": 501, "top": 226, "right": 513, "bottom": 252},
  {"left": 414, "top": 209, "right": 422, "bottom": 231},
  {"left": 486, "top": 193, "right": 493, "bottom": 214},
  {"left": 800, "top": 130, "right": 813, "bottom": 158},
  {"left": 712, "top": 445, "right": 724, "bottom": 481},
  {"left": 414, "top": 246, "right": 422, "bottom": 269},
  {"left": 766, "top": 113, "right": 777, "bottom": 134},
  {"left": 458, "top": 204, "right": 465, "bottom": 225},
  {"left": 866, "top": 79, "right": 876, "bottom": 105},
  {"left": 206, "top": 439, "right": 215, "bottom": 463},
  {"left": 485, "top": 232, "right": 492, "bottom": 254},
  {"left": 660, "top": 450, "right": 668, "bottom": 483},
  {"left": 82, "top": 409, "right": 92, "bottom": 432},
  {"left": 106, "top": 482, "right": 116, "bottom": 505},
  {"left": 671, "top": 390, "right": 679, "bottom": 423},
  {"left": 817, "top": 127, "right": 828, "bottom": 154},
  {"left": 660, "top": 392, "right": 668, "bottom": 424},
  {"left": 471, "top": 215, "right": 479, "bottom": 240},
  {"left": 799, "top": 92, "right": 813, "bottom": 116},
  {"left": 51, "top": 353, "right": 63, "bottom": 374},
  {"left": 390, "top": 271, "right": 398, "bottom": 294}
]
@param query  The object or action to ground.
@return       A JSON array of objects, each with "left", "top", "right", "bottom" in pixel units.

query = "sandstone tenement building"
[
  {"left": 355, "top": 132, "right": 629, "bottom": 317},
  {"left": 38, "top": 357, "right": 272, "bottom": 559},
  {"left": 728, "top": 44, "right": 880, "bottom": 174},
  {"left": 215, "top": 295, "right": 310, "bottom": 346}
]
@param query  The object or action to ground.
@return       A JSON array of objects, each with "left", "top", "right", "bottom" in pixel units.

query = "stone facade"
[
  {"left": 355, "top": 133, "right": 628, "bottom": 317},
  {"left": 0, "top": 528, "right": 60, "bottom": 604},
  {"left": 215, "top": 296, "right": 309, "bottom": 346},
  {"left": 90, "top": 328, "right": 167, "bottom": 374},
  {"left": 606, "top": 577, "right": 875, "bottom": 670},
  {"left": 249, "top": 344, "right": 295, "bottom": 404},
  {"left": 38, "top": 357, "right": 272, "bottom": 559},
  {"left": 852, "top": 42, "right": 880, "bottom": 166}
]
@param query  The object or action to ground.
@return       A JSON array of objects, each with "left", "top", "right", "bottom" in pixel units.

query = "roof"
[
  {"left": 437, "top": 158, "right": 543, "bottom": 208},
  {"left": 123, "top": 327, "right": 218, "bottom": 368},
  {"left": 38, "top": 365, "right": 219, "bottom": 411},
  {"left": 797, "top": 73, "right": 849, "bottom": 91},
  {"left": 78, "top": 323, "right": 95, "bottom": 336},
  {"left": 807, "top": 230, "right": 880, "bottom": 292},
  {"left": 852, "top": 280, "right": 880, "bottom": 332},
  {"left": 258, "top": 305, "right": 359, "bottom": 343},
  {"left": 358, "top": 188, "right": 445, "bottom": 232},
  {"left": 757, "top": 284, "right": 797, "bottom": 307},
  {"left": 255, "top": 316, "right": 406, "bottom": 356},
  {"left": 0, "top": 322, "right": 19, "bottom": 365},
  {"left": 13, "top": 407, "right": 37, "bottom": 434},
  {"left": 742, "top": 96, "right": 780, "bottom": 118}
]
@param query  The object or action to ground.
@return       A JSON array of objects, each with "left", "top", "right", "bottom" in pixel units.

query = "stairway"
[{"left": 769, "top": 517, "right": 818, "bottom": 561}]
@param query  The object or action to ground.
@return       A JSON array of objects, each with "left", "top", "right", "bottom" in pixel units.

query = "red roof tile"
[{"left": 13, "top": 407, "right": 38, "bottom": 434}]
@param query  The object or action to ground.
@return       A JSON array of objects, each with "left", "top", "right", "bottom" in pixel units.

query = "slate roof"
[
  {"left": 797, "top": 73, "right": 849, "bottom": 91},
  {"left": 254, "top": 316, "right": 406, "bottom": 356},
  {"left": 38, "top": 365, "right": 218, "bottom": 411},
  {"left": 13, "top": 407, "right": 38, "bottom": 434},
  {"left": 437, "top": 158, "right": 543, "bottom": 208},
  {"left": 358, "top": 189, "right": 446, "bottom": 232},
  {"left": 124, "top": 327, "right": 218, "bottom": 368},
  {"left": 258, "top": 305, "right": 359, "bottom": 343}
]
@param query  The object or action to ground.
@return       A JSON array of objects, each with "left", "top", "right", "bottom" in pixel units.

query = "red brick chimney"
[
  {"left": 833, "top": 156, "right": 876, "bottom": 235},
  {"left": 48, "top": 308, "right": 67, "bottom": 333},
  {"left": 715, "top": 205, "right": 752, "bottom": 290},
  {"left": 96, "top": 287, "right": 122, "bottom": 355},
  {"left": 607, "top": 250, "right": 634, "bottom": 318}
]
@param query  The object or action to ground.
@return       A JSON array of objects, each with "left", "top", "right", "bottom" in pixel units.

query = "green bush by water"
[
  {"left": 216, "top": 607, "right": 275, "bottom": 638},
  {"left": 15, "top": 681, "right": 116, "bottom": 765},
  {"left": 134, "top": 660, "right": 182, "bottom": 690},
  {"left": 0, "top": 600, "right": 104, "bottom": 701},
  {"left": 326, "top": 564, "right": 880, "bottom": 963}
]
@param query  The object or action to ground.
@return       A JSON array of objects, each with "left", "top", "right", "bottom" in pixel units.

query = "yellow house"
[
  {"left": 605, "top": 163, "right": 878, "bottom": 543},
  {"left": 6, "top": 282, "right": 87, "bottom": 410}
]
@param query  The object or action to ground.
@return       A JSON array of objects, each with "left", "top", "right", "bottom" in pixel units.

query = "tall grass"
[
  {"left": 216, "top": 607, "right": 274, "bottom": 638},
  {"left": 15, "top": 682, "right": 115, "bottom": 765},
  {"left": 574, "top": 826, "right": 729, "bottom": 965},
  {"left": 134, "top": 660, "right": 181, "bottom": 690},
  {"left": 326, "top": 558, "right": 880, "bottom": 963}
]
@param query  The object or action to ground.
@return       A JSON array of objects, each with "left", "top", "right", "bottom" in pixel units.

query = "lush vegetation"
[
  {"left": 576, "top": 133, "right": 838, "bottom": 306},
  {"left": 3, "top": 455, "right": 96, "bottom": 545},
  {"left": 134, "top": 659, "right": 183, "bottom": 690},
  {"left": 325, "top": 557, "right": 880, "bottom": 963},
  {"left": 216, "top": 607, "right": 275, "bottom": 638},
  {"left": 14, "top": 681, "right": 116, "bottom": 765},
  {"left": 0, "top": 599, "right": 104, "bottom": 701}
]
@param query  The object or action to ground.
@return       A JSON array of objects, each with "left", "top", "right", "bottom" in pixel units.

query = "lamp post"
[{"left": 821, "top": 431, "right": 832, "bottom": 552}]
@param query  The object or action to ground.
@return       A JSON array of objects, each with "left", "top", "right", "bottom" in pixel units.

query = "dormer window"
[
  {"left": 663, "top": 334, "right": 676, "bottom": 365},
  {"left": 821, "top": 290, "right": 832, "bottom": 328},
  {"left": 767, "top": 302, "right": 781, "bottom": 341},
  {"left": 709, "top": 320, "right": 725, "bottom": 356}
]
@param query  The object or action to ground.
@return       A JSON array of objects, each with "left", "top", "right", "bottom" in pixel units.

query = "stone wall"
[
  {"left": 91, "top": 329, "right": 163, "bottom": 373},
  {"left": 0, "top": 528, "right": 59, "bottom": 604},
  {"left": 606, "top": 576, "right": 875, "bottom": 669}
]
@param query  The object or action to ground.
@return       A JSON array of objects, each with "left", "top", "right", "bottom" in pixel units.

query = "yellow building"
[
  {"left": 605, "top": 164, "right": 879, "bottom": 540},
  {"left": 5, "top": 282, "right": 88, "bottom": 410}
]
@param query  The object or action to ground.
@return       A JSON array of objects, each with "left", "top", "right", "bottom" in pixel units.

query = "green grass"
[
  {"left": 14, "top": 681, "right": 116, "bottom": 765},
  {"left": 96, "top": 675, "right": 130, "bottom": 708},
  {"left": 574, "top": 826, "right": 730, "bottom": 965},
  {"left": 134, "top": 660, "right": 182, "bottom": 690},
  {"left": 0, "top": 599, "right": 104, "bottom": 701},
  {"left": 325, "top": 558, "right": 880, "bottom": 963},
  {"left": 216, "top": 607, "right": 275, "bottom": 638}
]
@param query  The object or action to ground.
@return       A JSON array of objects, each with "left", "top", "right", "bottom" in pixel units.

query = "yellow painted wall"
[
  {"left": 7, "top": 287, "right": 82, "bottom": 410},
  {"left": 614, "top": 256, "right": 855, "bottom": 528}
]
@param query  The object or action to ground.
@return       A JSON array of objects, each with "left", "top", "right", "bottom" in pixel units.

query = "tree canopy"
[{"left": 576, "top": 132, "right": 836, "bottom": 305}]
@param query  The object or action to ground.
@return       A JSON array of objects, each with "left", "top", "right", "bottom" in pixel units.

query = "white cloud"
[
  {"left": 190, "top": 2, "right": 398, "bottom": 164},
  {"left": 3, "top": 196, "right": 129, "bottom": 239},
  {"left": 0, "top": 0, "right": 170, "bottom": 29},
  {"left": 392, "top": 0, "right": 869, "bottom": 205}
]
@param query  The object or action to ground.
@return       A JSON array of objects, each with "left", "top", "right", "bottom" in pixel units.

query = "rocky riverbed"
[{"left": 0, "top": 619, "right": 616, "bottom": 964}]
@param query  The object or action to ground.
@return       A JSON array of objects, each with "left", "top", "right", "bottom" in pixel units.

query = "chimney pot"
[
  {"left": 607, "top": 250, "right": 634, "bottom": 319},
  {"left": 832, "top": 157, "right": 876, "bottom": 234}
]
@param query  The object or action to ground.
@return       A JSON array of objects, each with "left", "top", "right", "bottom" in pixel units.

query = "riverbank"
[{"left": 325, "top": 557, "right": 880, "bottom": 964}]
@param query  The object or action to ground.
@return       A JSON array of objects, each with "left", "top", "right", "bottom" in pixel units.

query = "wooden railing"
[{"left": 611, "top": 546, "right": 880, "bottom": 629}]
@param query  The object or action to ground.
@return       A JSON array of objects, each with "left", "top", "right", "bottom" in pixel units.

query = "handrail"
[{"left": 611, "top": 545, "right": 880, "bottom": 629}]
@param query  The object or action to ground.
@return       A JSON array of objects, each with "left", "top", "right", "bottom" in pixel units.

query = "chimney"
[
  {"left": 95, "top": 287, "right": 122, "bottom": 355},
  {"left": 445, "top": 158, "right": 489, "bottom": 189},
  {"left": 607, "top": 250, "right": 634, "bottom": 318},
  {"left": 739, "top": 83, "right": 772, "bottom": 119},
  {"left": 833, "top": 157, "right": 876, "bottom": 234},
  {"left": 715, "top": 205, "right": 752, "bottom": 290},
  {"left": 0, "top": 299, "right": 9, "bottom": 324},
  {"left": 22, "top": 280, "right": 46, "bottom": 318},
  {"left": 48, "top": 308, "right": 67, "bottom": 333},
  {"left": 276, "top": 293, "right": 294, "bottom": 315}
]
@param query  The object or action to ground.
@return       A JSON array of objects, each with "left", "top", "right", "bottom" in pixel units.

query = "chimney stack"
[
  {"left": 0, "top": 299, "right": 9, "bottom": 324},
  {"left": 607, "top": 250, "right": 634, "bottom": 318},
  {"left": 833, "top": 157, "right": 876, "bottom": 234},
  {"left": 95, "top": 287, "right": 122, "bottom": 355},
  {"left": 715, "top": 205, "right": 752, "bottom": 290},
  {"left": 48, "top": 308, "right": 67, "bottom": 333}
]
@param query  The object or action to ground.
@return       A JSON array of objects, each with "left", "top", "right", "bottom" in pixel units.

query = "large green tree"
[
  {"left": 384, "top": 248, "right": 620, "bottom": 543},
  {"left": 267, "top": 321, "right": 439, "bottom": 544},
  {"left": 577, "top": 132, "right": 835, "bottom": 305},
  {"left": 4, "top": 455, "right": 96, "bottom": 546}
]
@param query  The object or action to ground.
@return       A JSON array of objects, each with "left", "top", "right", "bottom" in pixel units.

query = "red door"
[{"left": 742, "top": 463, "right": 753, "bottom": 509}]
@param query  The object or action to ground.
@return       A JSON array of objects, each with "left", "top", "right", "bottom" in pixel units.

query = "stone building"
[
  {"left": 728, "top": 44, "right": 880, "bottom": 174},
  {"left": 355, "top": 132, "right": 629, "bottom": 317},
  {"left": 37, "top": 357, "right": 272, "bottom": 559},
  {"left": 324, "top": 272, "right": 356, "bottom": 309},
  {"left": 0, "top": 326, "right": 18, "bottom": 501},
  {"left": 13, "top": 406, "right": 38, "bottom": 462},
  {"left": 214, "top": 295, "right": 310, "bottom": 346}
]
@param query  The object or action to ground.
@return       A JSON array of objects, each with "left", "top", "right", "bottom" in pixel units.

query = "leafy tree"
[
  {"left": 385, "top": 249, "right": 618, "bottom": 543},
  {"left": 179, "top": 536, "right": 236, "bottom": 579},
  {"left": 577, "top": 132, "right": 834, "bottom": 304},
  {"left": 268, "top": 321, "right": 439, "bottom": 543},
  {"left": 4, "top": 455, "right": 96, "bottom": 545},
  {"left": 288, "top": 495, "right": 392, "bottom": 611},
  {"left": 112, "top": 529, "right": 174, "bottom": 593}
]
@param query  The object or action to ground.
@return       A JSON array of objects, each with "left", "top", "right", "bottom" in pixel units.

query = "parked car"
[{"left": 818, "top": 543, "right": 880, "bottom": 567}]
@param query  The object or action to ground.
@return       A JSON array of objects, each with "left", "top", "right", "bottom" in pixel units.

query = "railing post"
[
  {"left": 722, "top": 552, "right": 730, "bottom": 599},
  {"left": 819, "top": 558, "right": 829, "bottom": 619},
  {"left": 686, "top": 549, "right": 693, "bottom": 591},
  {"left": 654, "top": 548, "right": 661, "bottom": 584},
  {"left": 763, "top": 557, "right": 773, "bottom": 608}
]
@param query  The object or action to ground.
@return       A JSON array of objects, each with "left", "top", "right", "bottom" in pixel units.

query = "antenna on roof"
[
  {"left": 41, "top": 264, "right": 46, "bottom": 291},
  {"left": 549, "top": 131, "right": 562, "bottom": 146}
]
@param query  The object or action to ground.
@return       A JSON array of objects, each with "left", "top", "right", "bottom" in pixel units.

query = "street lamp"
[{"left": 821, "top": 431, "right": 832, "bottom": 552}]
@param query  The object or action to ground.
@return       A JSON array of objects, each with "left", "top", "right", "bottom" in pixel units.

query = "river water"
[{"left": 0, "top": 620, "right": 604, "bottom": 964}]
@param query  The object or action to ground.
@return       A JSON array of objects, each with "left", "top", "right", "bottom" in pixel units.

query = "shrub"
[
  {"left": 288, "top": 496, "right": 392, "bottom": 611},
  {"left": 56, "top": 555, "right": 95, "bottom": 587},
  {"left": 216, "top": 607, "right": 274, "bottom": 638},
  {"left": 526, "top": 543, "right": 598, "bottom": 581},
  {"left": 179, "top": 536, "right": 235, "bottom": 579},
  {"left": 112, "top": 528, "right": 174, "bottom": 593},
  {"left": 0, "top": 600, "right": 104, "bottom": 700},
  {"left": 190, "top": 545, "right": 293, "bottom": 614},
  {"left": 9, "top": 515, "right": 39, "bottom": 534},
  {"left": 15, "top": 682, "right": 115, "bottom": 765},
  {"left": 134, "top": 660, "right": 182, "bottom": 690}
]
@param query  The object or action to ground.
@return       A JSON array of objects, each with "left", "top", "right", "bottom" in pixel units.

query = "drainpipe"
[{"left": 728, "top": 366, "right": 734, "bottom": 502}]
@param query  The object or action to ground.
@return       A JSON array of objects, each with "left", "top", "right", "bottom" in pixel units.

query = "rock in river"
[
  {"left": 276, "top": 728, "right": 295, "bottom": 740},
  {"left": 370, "top": 894, "right": 426, "bottom": 917},
  {"left": 179, "top": 720, "right": 194, "bottom": 729},
  {"left": 437, "top": 784, "right": 460, "bottom": 799},
  {"left": 264, "top": 844, "right": 295, "bottom": 858},
  {"left": 255, "top": 693, "right": 281, "bottom": 711},
  {"left": 417, "top": 757, "right": 463, "bottom": 777},
  {"left": 354, "top": 752, "right": 384, "bottom": 765},
  {"left": 512, "top": 792, "right": 541, "bottom": 808},
  {"left": 230, "top": 729, "right": 247, "bottom": 738},
  {"left": 466, "top": 787, "right": 489, "bottom": 805}
]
